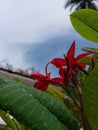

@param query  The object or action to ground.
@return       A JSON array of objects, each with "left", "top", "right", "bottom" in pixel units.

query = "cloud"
[
  {"left": 0, "top": 43, "right": 29, "bottom": 69},
  {"left": 0, "top": 0, "right": 71, "bottom": 44},
  {"left": 0, "top": 0, "right": 72, "bottom": 70}
]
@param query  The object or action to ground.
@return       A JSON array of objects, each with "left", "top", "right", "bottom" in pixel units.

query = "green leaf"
[
  {"left": 0, "top": 77, "right": 79, "bottom": 130},
  {"left": 18, "top": 84, "right": 79, "bottom": 130},
  {"left": 0, "top": 109, "right": 21, "bottom": 130},
  {"left": 83, "top": 63, "right": 98, "bottom": 130},
  {"left": 70, "top": 9, "right": 98, "bottom": 43},
  {"left": 82, "top": 47, "right": 98, "bottom": 52},
  {"left": 0, "top": 77, "right": 68, "bottom": 130},
  {"left": 0, "top": 76, "right": 79, "bottom": 130}
]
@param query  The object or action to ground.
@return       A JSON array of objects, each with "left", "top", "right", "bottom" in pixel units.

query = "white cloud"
[
  {"left": 0, "top": 43, "right": 29, "bottom": 69},
  {"left": 0, "top": 0, "right": 72, "bottom": 69},
  {"left": 0, "top": 0, "right": 71, "bottom": 44}
]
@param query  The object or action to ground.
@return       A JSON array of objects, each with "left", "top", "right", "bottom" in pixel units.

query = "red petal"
[
  {"left": 91, "top": 57, "right": 95, "bottom": 69},
  {"left": 49, "top": 58, "right": 66, "bottom": 68},
  {"left": 65, "top": 41, "right": 75, "bottom": 68},
  {"left": 46, "top": 72, "right": 51, "bottom": 79},
  {"left": 78, "top": 64, "right": 89, "bottom": 75},
  {"left": 34, "top": 81, "right": 48, "bottom": 91},
  {"left": 76, "top": 52, "right": 91, "bottom": 61},
  {"left": 31, "top": 72, "right": 45, "bottom": 80},
  {"left": 59, "top": 67, "right": 66, "bottom": 77},
  {"left": 52, "top": 77, "right": 63, "bottom": 83},
  {"left": 78, "top": 62, "right": 86, "bottom": 69},
  {"left": 76, "top": 52, "right": 98, "bottom": 62},
  {"left": 67, "top": 41, "right": 75, "bottom": 59}
]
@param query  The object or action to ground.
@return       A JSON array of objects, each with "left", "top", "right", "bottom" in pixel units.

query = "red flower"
[
  {"left": 31, "top": 72, "right": 63, "bottom": 91},
  {"left": 46, "top": 41, "right": 96, "bottom": 83}
]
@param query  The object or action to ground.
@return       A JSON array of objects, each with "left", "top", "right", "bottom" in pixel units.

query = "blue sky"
[{"left": 0, "top": 0, "right": 98, "bottom": 74}]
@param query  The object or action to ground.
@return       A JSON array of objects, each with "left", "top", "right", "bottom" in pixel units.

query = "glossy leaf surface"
[
  {"left": 0, "top": 76, "right": 79, "bottom": 130},
  {"left": 70, "top": 9, "right": 98, "bottom": 43}
]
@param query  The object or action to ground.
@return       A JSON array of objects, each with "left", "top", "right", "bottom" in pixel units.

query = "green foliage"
[
  {"left": 70, "top": 9, "right": 98, "bottom": 43},
  {"left": 0, "top": 76, "right": 79, "bottom": 130},
  {"left": 81, "top": 47, "right": 98, "bottom": 66},
  {"left": 70, "top": 9, "right": 98, "bottom": 129},
  {"left": 0, "top": 109, "right": 21, "bottom": 130},
  {"left": 82, "top": 47, "right": 98, "bottom": 53},
  {"left": 83, "top": 63, "right": 98, "bottom": 130},
  {"left": 12, "top": 78, "right": 21, "bottom": 82},
  {"left": 65, "top": 0, "right": 98, "bottom": 11},
  {"left": 17, "top": 84, "right": 79, "bottom": 130}
]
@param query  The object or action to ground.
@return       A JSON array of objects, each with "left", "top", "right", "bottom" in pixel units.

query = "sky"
[{"left": 0, "top": 0, "right": 98, "bottom": 74}]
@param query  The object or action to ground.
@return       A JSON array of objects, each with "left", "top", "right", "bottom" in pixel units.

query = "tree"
[{"left": 65, "top": 0, "right": 98, "bottom": 11}]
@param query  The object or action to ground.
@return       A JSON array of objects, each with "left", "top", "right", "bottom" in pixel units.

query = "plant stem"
[
  {"left": 65, "top": 88, "right": 81, "bottom": 110},
  {"left": 80, "top": 94, "right": 90, "bottom": 130},
  {"left": 77, "top": 78, "right": 90, "bottom": 130}
]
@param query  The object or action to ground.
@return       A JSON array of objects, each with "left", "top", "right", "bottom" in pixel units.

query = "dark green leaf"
[
  {"left": 0, "top": 77, "right": 68, "bottom": 130},
  {"left": 0, "top": 76, "right": 79, "bottom": 130}
]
